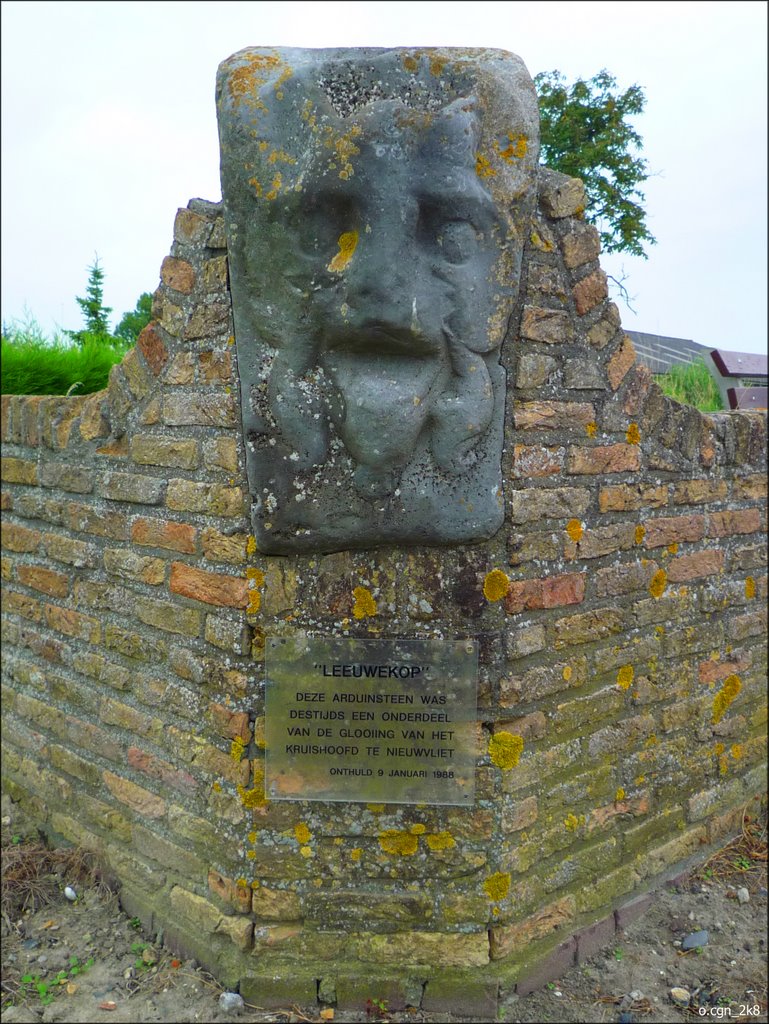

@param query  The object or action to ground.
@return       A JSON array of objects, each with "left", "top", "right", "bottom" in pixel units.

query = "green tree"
[
  {"left": 115, "top": 292, "right": 152, "bottom": 344},
  {"left": 67, "top": 256, "right": 113, "bottom": 345},
  {"left": 534, "top": 70, "right": 655, "bottom": 258}
]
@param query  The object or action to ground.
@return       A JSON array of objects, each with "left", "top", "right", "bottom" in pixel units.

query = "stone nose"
[{"left": 342, "top": 225, "right": 420, "bottom": 333}]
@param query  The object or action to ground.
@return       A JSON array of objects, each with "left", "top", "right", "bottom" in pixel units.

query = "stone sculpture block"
[{"left": 217, "top": 47, "right": 539, "bottom": 552}]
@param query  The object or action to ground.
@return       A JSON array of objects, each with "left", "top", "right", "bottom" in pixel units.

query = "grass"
[
  {"left": 1, "top": 317, "right": 129, "bottom": 396},
  {"left": 655, "top": 357, "right": 724, "bottom": 412}
]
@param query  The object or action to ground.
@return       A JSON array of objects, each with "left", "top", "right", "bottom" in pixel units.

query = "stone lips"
[{"left": 217, "top": 47, "right": 540, "bottom": 553}]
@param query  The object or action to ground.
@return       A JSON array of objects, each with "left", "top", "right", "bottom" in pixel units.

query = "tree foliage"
[
  {"left": 115, "top": 292, "right": 152, "bottom": 344},
  {"left": 66, "top": 256, "right": 114, "bottom": 345},
  {"left": 535, "top": 69, "right": 655, "bottom": 258}
]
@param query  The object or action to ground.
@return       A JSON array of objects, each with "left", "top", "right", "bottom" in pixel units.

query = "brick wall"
[{"left": 1, "top": 172, "right": 766, "bottom": 1011}]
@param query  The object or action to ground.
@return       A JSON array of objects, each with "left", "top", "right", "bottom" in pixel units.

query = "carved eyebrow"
[{"left": 417, "top": 188, "right": 497, "bottom": 224}]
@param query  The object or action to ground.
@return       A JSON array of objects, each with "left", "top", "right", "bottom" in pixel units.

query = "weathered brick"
[
  {"left": 708, "top": 508, "right": 762, "bottom": 538},
  {"left": 587, "top": 715, "right": 655, "bottom": 757},
  {"left": 667, "top": 549, "right": 724, "bottom": 582},
  {"left": 198, "top": 350, "right": 232, "bottom": 383},
  {"left": 509, "top": 486, "right": 590, "bottom": 524},
  {"left": 521, "top": 306, "right": 574, "bottom": 344},
  {"left": 202, "top": 436, "right": 239, "bottom": 474},
  {"left": 130, "top": 434, "right": 199, "bottom": 470},
  {"left": 103, "top": 770, "right": 166, "bottom": 818},
  {"left": 564, "top": 522, "right": 636, "bottom": 561},
  {"left": 490, "top": 896, "right": 576, "bottom": 960},
  {"left": 71, "top": 650, "right": 131, "bottom": 690},
  {"left": 135, "top": 596, "right": 201, "bottom": 636},
  {"left": 538, "top": 173, "right": 585, "bottom": 218},
  {"left": 504, "top": 572, "right": 585, "bottom": 614},
  {"left": 101, "top": 548, "right": 164, "bottom": 585},
  {"left": 162, "top": 393, "right": 236, "bottom": 428},
  {"left": 595, "top": 560, "right": 659, "bottom": 597},
  {"left": 731, "top": 544, "right": 768, "bottom": 570},
  {"left": 204, "top": 614, "right": 251, "bottom": 655},
  {"left": 201, "top": 255, "right": 229, "bottom": 291},
  {"left": 127, "top": 746, "right": 197, "bottom": 794},
  {"left": 508, "top": 530, "right": 561, "bottom": 565},
  {"left": 131, "top": 517, "right": 197, "bottom": 554},
  {"left": 643, "top": 514, "right": 705, "bottom": 548},
  {"left": 515, "top": 401, "right": 595, "bottom": 431},
  {"left": 39, "top": 462, "right": 93, "bottom": 493},
  {"left": 100, "top": 696, "right": 165, "bottom": 741},
  {"left": 554, "top": 608, "right": 623, "bottom": 648},
  {"left": 160, "top": 255, "right": 195, "bottom": 294},
  {"left": 16, "top": 564, "right": 69, "bottom": 597},
  {"left": 515, "top": 352, "right": 558, "bottom": 389},
  {"left": 208, "top": 870, "right": 254, "bottom": 914},
  {"left": 512, "top": 445, "right": 563, "bottom": 478},
  {"left": 567, "top": 443, "right": 640, "bottom": 474},
  {"left": 732, "top": 474, "right": 767, "bottom": 500},
  {"left": 183, "top": 303, "right": 231, "bottom": 340},
  {"left": 99, "top": 472, "right": 165, "bottom": 505},
  {"left": 165, "top": 352, "right": 196, "bottom": 385},
  {"left": 208, "top": 702, "right": 251, "bottom": 741},
  {"left": 563, "top": 357, "right": 605, "bottom": 389},
  {"left": 67, "top": 502, "right": 128, "bottom": 540},
  {"left": 727, "top": 610, "right": 765, "bottom": 641},
  {"left": 500, "top": 656, "right": 587, "bottom": 706},
  {"left": 672, "top": 479, "right": 729, "bottom": 505},
  {"left": 599, "top": 483, "right": 668, "bottom": 512},
  {"left": 201, "top": 527, "right": 248, "bottom": 564},
  {"left": 606, "top": 335, "right": 636, "bottom": 390},
  {"left": 79, "top": 393, "right": 110, "bottom": 440},
  {"left": 166, "top": 480, "right": 244, "bottom": 517},
  {"left": 43, "top": 532, "right": 98, "bottom": 568},
  {"left": 169, "top": 562, "right": 247, "bottom": 608},
  {"left": 502, "top": 794, "right": 539, "bottom": 832},
  {"left": 2, "top": 523, "right": 42, "bottom": 553},
  {"left": 173, "top": 206, "right": 211, "bottom": 243},
  {"left": 698, "top": 653, "right": 751, "bottom": 685},
  {"left": 44, "top": 603, "right": 101, "bottom": 642},
  {"left": 1, "top": 457, "right": 39, "bottom": 485},
  {"left": 3, "top": 591, "right": 43, "bottom": 622}
]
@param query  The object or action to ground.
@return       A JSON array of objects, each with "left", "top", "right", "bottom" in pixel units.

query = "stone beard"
[{"left": 217, "top": 48, "right": 539, "bottom": 553}]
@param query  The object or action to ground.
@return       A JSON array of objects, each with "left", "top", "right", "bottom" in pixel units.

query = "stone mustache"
[{"left": 217, "top": 47, "right": 539, "bottom": 553}]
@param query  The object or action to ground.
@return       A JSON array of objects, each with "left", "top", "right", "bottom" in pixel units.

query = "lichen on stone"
[
  {"left": 626, "top": 423, "right": 641, "bottom": 445},
  {"left": 745, "top": 577, "right": 756, "bottom": 599},
  {"left": 566, "top": 519, "right": 583, "bottom": 543},
  {"left": 352, "top": 586, "right": 377, "bottom": 619},
  {"left": 426, "top": 831, "right": 455, "bottom": 851},
  {"left": 378, "top": 830, "right": 419, "bottom": 856},
  {"left": 294, "top": 822, "right": 312, "bottom": 845},
  {"left": 649, "top": 569, "right": 667, "bottom": 599},
  {"left": 617, "top": 665, "right": 634, "bottom": 690},
  {"left": 483, "top": 871, "right": 510, "bottom": 901},
  {"left": 483, "top": 569, "right": 510, "bottom": 602},
  {"left": 488, "top": 731, "right": 524, "bottom": 770},
  {"left": 712, "top": 674, "right": 741, "bottom": 725}
]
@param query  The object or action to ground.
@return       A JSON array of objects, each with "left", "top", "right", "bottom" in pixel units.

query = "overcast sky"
[{"left": 2, "top": 1, "right": 766, "bottom": 355}]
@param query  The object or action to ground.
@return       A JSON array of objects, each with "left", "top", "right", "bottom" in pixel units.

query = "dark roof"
[{"left": 625, "top": 331, "right": 711, "bottom": 375}]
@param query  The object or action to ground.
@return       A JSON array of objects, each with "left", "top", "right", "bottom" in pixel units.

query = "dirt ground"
[{"left": 2, "top": 798, "right": 766, "bottom": 1024}]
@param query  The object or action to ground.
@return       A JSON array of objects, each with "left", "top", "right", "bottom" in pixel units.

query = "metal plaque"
[{"left": 265, "top": 636, "right": 477, "bottom": 805}]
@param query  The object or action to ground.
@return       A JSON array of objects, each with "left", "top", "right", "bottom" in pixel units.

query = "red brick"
[
  {"left": 160, "top": 256, "right": 195, "bottom": 294},
  {"left": 567, "top": 444, "right": 640, "bottom": 474},
  {"left": 44, "top": 604, "right": 101, "bottom": 643},
  {"left": 667, "top": 549, "right": 724, "bottom": 582},
  {"left": 707, "top": 508, "right": 762, "bottom": 538},
  {"left": 572, "top": 270, "right": 608, "bottom": 315},
  {"left": 127, "top": 747, "right": 197, "bottom": 795},
  {"left": 698, "top": 653, "right": 750, "bottom": 685},
  {"left": 170, "top": 562, "right": 247, "bottom": 608},
  {"left": 198, "top": 350, "right": 232, "bottom": 383},
  {"left": 512, "top": 445, "right": 563, "bottom": 478},
  {"left": 103, "top": 770, "right": 166, "bottom": 818},
  {"left": 504, "top": 572, "right": 585, "bottom": 614},
  {"left": 607, "top": 335, "right": 636, "bottom": 390},
  {"left": 16, "top": 564, "right": 69, "bottom": 598},
  {"left": 208, "top": 702, "right": 251, "bottom": 741},
  {"left": 208, "top": 870, "right": 252, "bottom": 914},
  {"left": 136, "top": 323, "right": 169, "bottom": 376},
  {"left": 131, "top": 517, "right": 197, "bottom": 554},
  {"left": 643, "top": 514, "right": 705, "bottom": 549}
]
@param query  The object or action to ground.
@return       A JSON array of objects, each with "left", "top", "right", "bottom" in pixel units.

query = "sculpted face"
[{"left": 217, "top": 48, "right": 539, "bottom": 553}]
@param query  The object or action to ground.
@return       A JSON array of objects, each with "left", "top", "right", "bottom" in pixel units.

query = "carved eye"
[{"left": 437, "top": 220, "right": 477, "bottom": 265}]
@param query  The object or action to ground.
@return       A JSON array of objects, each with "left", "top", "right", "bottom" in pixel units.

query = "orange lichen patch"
[
  {"left": 227, "top": 53, "right": 284, "bottom": 108},
  {"left": 488, "top": 732, "right": 524, "bottom": 771},
  {"left": 378, "top": 830, "right": 419, "bottom": 856},
  {"left": 294, "top": 822, "right": 312, "bottom": 845},
  {"left": 615, "top": 788, "right": 626, "bottom": 802},
  {"left": 245, "top": 850, "right": 256, "bottom": 859},
  {"left": 409, "top": 823, "right": 427, "bottom": 835},
  {"left": 429, "top": 54, "right": 448, "bottom": 76},
  {"left": 585, "top": 421, "right": 598, "bottom": 438},
  {"left": 350, "top": 847, "right": 363, "bottom": 862},
  {"left": 247, "top": 830, "right": 258, "bottom": 843},
  {"left": 712, "top": 674, "right": 741, "bottom": 725},
  {"left": 212, "top": 781, "right": 222, "bottom": 793},
  {"left": 566, "top": 519, "right": 584, "bottom": 543},
  {"left": 483, "top": 569, "right": 510, "bottom": 602},
  {"left": 564, "top": 813, "right": 584, "bottom": 832},
  {"left": 352, "top": 586, "right": 377, "bottom": 620},
  {"left": 494, "top": 133, "right": 528, "bottom": 161},
  {"left": 745, "top": 577, "right": 756, "bottom": 599},
  {"left": 649, "top": 569, "right": 667, "bottom": 599},
  {"left": 483, "top": 872, "right": 510, "bottom": 901},
  {"left": 475, "top": 153, "right": 496, "bottom": 179},
  {"left": 246, "top": 567, "right": 265, "bottom": 615},
  {"left": 426, "top": 831, "right": 455, "bottom": 851},
  {"left": 246, "top": 535, "right": 257, "bottom": 556},
  {"left": 617, "top": 665, "right": 634, "bottom": 690},
  {"left": 299, "top": 846, "right": 313, "bottom": 858},
  {"left": 402, "top": 54, "right": 418, "bottom": 73},
  {"left": 626, "top": 422, "right": 641, "bottom": 445},
  {"left": 562, "top": 665, "right": 573, "bottom": 682},
  {"left": 730, "top": 743, "right": 744, "bottom": 760},
  {"left": 634, "top": 525, "right": 646, "bottom": 545},
  {"left": 327, "top": 230, "right": 359, "bottom": 272},
  {"left": 248, "top": 176, "right": 264, "bottom": 198},
  {"left": 230, "top": 736, "right": 246, "bottom": 762},
  {"left": 237, "top": 783, "right": 267, "bottom": 809}
]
